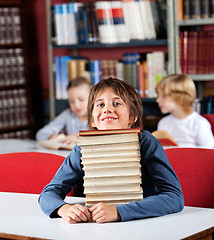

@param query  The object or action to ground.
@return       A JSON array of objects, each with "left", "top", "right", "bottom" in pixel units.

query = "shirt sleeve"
[
  {"left": 116, "top": 130, "right": 184, "bottom": 222},
  {"left": 38, "top": 145, "right": 84, "bottom": 217},
  {"left": 195, "top": 117, "right": 214, "bottom": 148},
  {"left": 36, "top": 109, "right": 70, "bottom": 141}
]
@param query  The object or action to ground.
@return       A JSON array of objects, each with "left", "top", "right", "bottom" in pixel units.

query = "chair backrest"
[
  {"left": 0, "top": 152, "right": 73, "bottom": 196},
  {"left": 165, "top": 148, "right": 214, "bottom": 208}
]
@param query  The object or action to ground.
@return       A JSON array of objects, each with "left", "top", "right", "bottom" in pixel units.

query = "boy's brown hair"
[
  {"left": 67, "top": 76, "right": 93, "bottom": 90},
  {"left": 155, "top": 74, "right": 196, "bottom": 114},
  {"left": 87, "top": 77, "right": 143, "bottom": 129}
]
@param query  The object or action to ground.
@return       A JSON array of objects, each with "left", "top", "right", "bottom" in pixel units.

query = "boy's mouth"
[{"left": 101, "top": 117, "right": 118, "bottom": 122}]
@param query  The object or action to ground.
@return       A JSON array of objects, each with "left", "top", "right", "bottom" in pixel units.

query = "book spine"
[
  {"left": 210, "top": 0, "right": 214, "bottom": 18},
  {"left": 111, "top": 1, "right": 129, "bottom": 43},
  {"left": 53, "top": 4, "right": 64, "bottom": 45},
  {"left": 60, "top": 56, "right": 71, "bottom": 99},
  {"left": 95, "top": 1, "right": 117, "bottom": 43},
  {"left": 66, "top": 3, "right": 78, "bottom": 45},
  {"left": 183, "top": 0, "right": 190, "bottom": 19},
  {"left": 54, "top": 56, "right": 62, "bottom": 99},
  {"left": 90, "top": 60, "right": 102, "bottom": 85},
  {"left": 190, "top": 0, "right": 201, "bottom": 19},
  {"left": 201, "top": 0, "right": 209, "bottom": 18}
]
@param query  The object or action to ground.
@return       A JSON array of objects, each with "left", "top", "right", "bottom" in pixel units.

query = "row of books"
[
  {"left": 0, "top": 129, "right": 30, "bottom": 140},
  {"left": 52, "top": 0, "right": 166, "bottom": 45},
  {"left": 54, "top": 52, "right": 166, "bottom": 99},
  {"left": 179, "top": 0, "right": 214, "bottom": 20},
  {"left": 0, "top": 89, "right": 29, "bottom": 129},
  {"left": 0, "top": 48, "right": 26, "bottom": 87},
  {"left": 77, "top": 129, "right": 143, "bottom": 207},
  {"left": 180, "top": 29, "right": 214, "bottom": 74},
  {"left": 0, "top": 7, "right": 22, "bottom": 45}
]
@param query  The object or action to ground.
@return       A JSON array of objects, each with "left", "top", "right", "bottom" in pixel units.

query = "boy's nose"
[{"left": 103, "top": 104, "right": 113, "bottom": 114}]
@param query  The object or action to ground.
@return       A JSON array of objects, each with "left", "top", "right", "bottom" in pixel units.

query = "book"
[
  {"left": 79, "top": 128, "right": 141, "bottom": 136},
  {"left": 77, "top": 129, "right": 143, "bottom": 207},
  {"left": 152, "top": 130, "right": 178, "bottom": 147},
  {"left": 39, "top": 134, "right": 73, "bottom": 150}
]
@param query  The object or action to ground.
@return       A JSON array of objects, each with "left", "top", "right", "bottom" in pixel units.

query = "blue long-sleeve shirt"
[{"left": 38, "top": 130, "right": 184, "bottom": 221}]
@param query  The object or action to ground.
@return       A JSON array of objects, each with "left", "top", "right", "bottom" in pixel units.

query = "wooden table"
[{"left": 0, "top": 192, "right": 213, "bottom": 240}]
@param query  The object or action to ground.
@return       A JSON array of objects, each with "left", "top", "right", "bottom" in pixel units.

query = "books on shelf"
[
  {"left": 77, "top": 129, "right": 143, "bottom": 207},
  {"left": 0, "top": 7, "right": 22, "bottom": 45},
  {"left": 180, "top": 28, "right": 214, "bottom": 75},
  {"left": 53, "top": 3, "right": 78, "bottom": 45},
  {"left": 54, "top": 56, "right": 88, "bottom": 99},
  {"left": 181, "top": 0, "right": 213, "bottom": 20},
  {"left": 0, "top": 88, "right": 29, "bottom": 129},
  {"left": 0, "top": 48, "right": 26, "bottom": 87},
  {"left": 95, "top": 1, "right": 117, "bottom": 43},
  {"left": 39, "top": 134, "right": 73, "bottom": 150},
  {"left": 152, "top": 130, "right": 178, "bottom": 147},
  {"left": 52, "top": 0, "right": 166, "bottom": 45}
]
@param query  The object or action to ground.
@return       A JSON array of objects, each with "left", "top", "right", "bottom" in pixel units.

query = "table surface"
[
  {"left": 0, "top": 138, "right": 70, "bottom": 157},
  {"left": 0, "top": 192, "right": 214, "bottom": 240}
]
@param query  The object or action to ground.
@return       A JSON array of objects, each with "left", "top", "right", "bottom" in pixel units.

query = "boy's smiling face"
[{"left": 91, "top": 87, "right": 133, "bottom": 130}]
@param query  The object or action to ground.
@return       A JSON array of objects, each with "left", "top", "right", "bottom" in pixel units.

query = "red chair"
[
  {"left": 165, "top": 148, "right": 214, "bottom": 208},
  {"left": 0, "top": 152, "right": 73, "bottom": 196}
]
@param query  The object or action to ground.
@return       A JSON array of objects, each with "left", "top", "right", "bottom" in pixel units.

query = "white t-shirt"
[{"left": 157, "top": 111, "right": 214, "bottom": 148}]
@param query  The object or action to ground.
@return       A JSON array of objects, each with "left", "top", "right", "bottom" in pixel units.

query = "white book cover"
[
  {"left": 66, "top": 3, "right": 78, "bottom": 44},
  {"left": 144, "top": 0, "right": 156, "bottom": 39},
  {"left": 81, "top": 149, "right": 140, "bottom": 158},
  {"left": 81, "top": 155, "right": 140, "bottom": 164},
  {"left": 81, "top": 141, "right": 139, "bottom": 153},
  {"left": 84, "top": 175, "right": 142, "bottom": 186},
  {"left": 83, "top": 161, "right": 140, "bottom": 169},
  {"left": 84, "top": 183, "right": 142, "bottom": 194},
  {"left": 146, "top": 53, "right": 156, "bottom": 97},
  {"left": 84, "top": 166, "right": 141, "bottom": 177},
  {"left": 122, "top": 1, "right": 145, "bottom": 40},
  {"left": 77, "top": 132, "right": 139, "bottom": 146},
  {"left": 86, "top": 192, "right": 143, "bottom": 201},
  {"left": 95, "top": 1, "right": 117, "bottom": 43},
  {"left": 111, "top": 1, "right": 130, "bottom": 43}
]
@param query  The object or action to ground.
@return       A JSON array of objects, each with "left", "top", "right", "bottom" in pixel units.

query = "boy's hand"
[
  {"left": 57, "top": 203, "right": 91, "bottom": 223},
  {"left": 89, "top": 203, "right": 121, "bottom": 223},
  {"left": 60, "top": 134, "right": 77, "bottom": 146}
]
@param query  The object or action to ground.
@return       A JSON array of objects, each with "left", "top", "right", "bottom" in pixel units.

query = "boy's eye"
[
  {"left": 97, "top": 103, "right": 104, "bottom": 107},
  {"left": 114, "top": 102, "right": 121, "bottom": 106}
]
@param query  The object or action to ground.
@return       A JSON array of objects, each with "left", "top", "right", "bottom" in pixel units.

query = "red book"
[
  {"left": 152, "top": 130, "right": 178, "bottom": 147},
  {"left": 79, "top": 128, "right": 141, "bottom": 136}
]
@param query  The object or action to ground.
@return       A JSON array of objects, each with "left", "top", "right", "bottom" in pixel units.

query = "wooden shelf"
[{"left": 52, "top": 39, "right": 168, "bottom": 49}]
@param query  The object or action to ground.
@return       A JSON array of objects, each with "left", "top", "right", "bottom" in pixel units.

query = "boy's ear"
[
  {"left": 91, "top": 118, "right": 96, "bottom": 128},
  {"left": 129, "top": 116, "right": 138, "bottom": 126}
]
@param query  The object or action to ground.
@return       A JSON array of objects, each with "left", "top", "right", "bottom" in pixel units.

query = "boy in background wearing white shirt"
[{"left": 156, "top": 74, "right": 214, "bottom": 148}]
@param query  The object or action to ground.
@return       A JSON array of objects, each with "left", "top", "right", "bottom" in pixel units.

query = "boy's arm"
[
  {"left": 38, "top": 145, "right": 84, "bottom": 217},
  {"left": 116, "top": 130, "right": 184, "bottom": 222},
  {"left": 36, "top": 110, "right": 69, "bottom": 141}
]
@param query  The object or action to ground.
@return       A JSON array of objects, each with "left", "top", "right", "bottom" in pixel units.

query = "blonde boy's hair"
[
  {"left": 155, "top": 74, "right": 196, "bottom": 114},
  {"left": 87, "top": 77, "right": 143, "bottom": 129}
]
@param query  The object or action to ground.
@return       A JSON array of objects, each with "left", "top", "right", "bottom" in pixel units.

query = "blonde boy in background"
[
  {"left": 36, "top": 76, "right": 93, "bottom": 148},
  {"left": 156, "top": 74, "right": 214, "bottom": 148}
]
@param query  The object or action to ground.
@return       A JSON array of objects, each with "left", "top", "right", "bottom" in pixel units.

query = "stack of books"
[{"left": 77, "top": 128, "right": 143, "bottom": 208}]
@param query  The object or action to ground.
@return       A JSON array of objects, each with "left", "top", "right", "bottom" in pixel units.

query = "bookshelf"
[
  {"left": 0, "top": 0, "right": 34, "bottom": 139},
  {"left": 167, "top": 0, "right": 214, "bottom": 98},
  {"left": 46, "top": 0, "right": 168, "bottom": 122}
]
